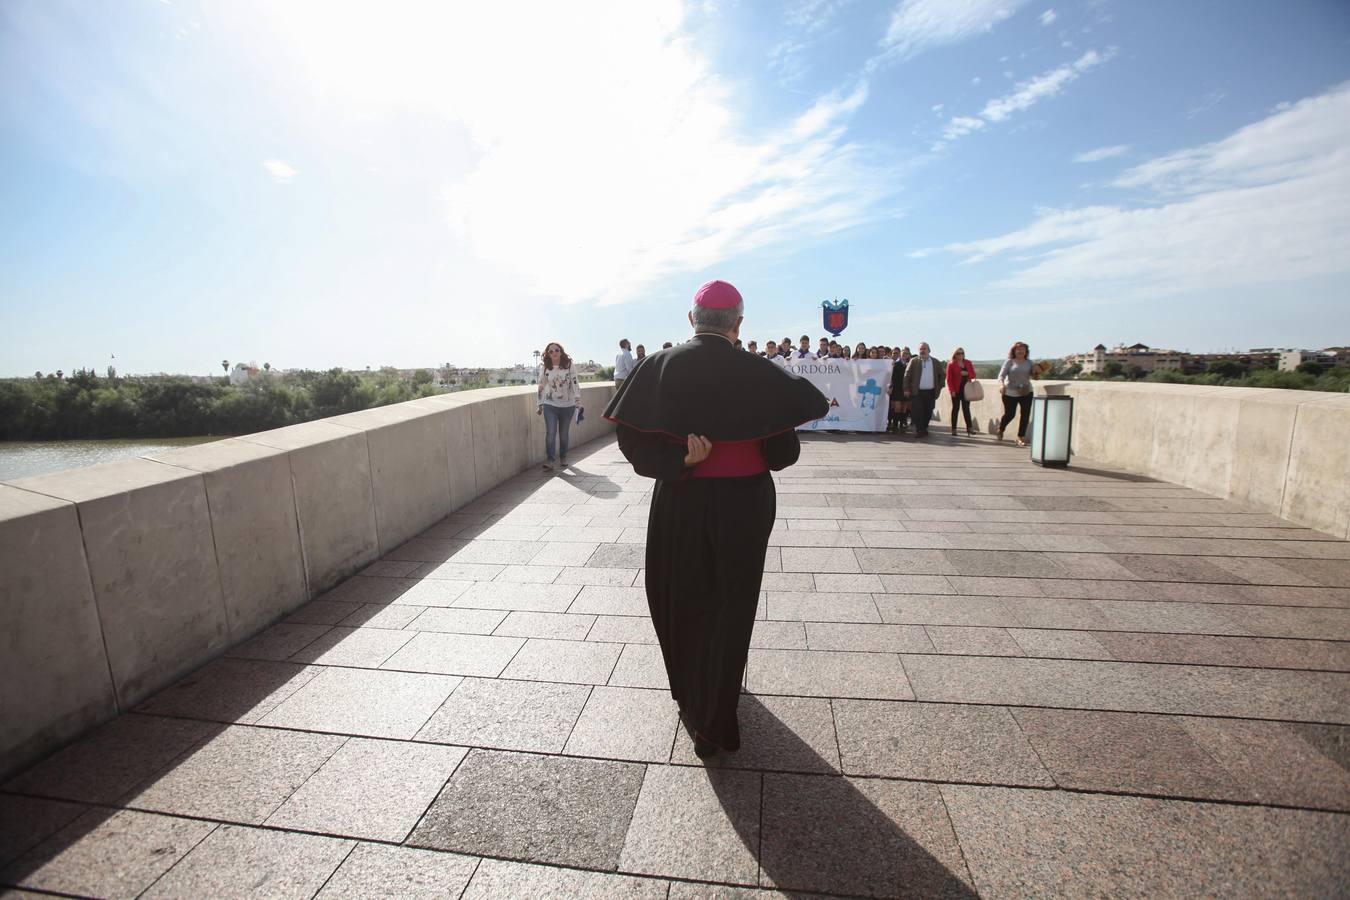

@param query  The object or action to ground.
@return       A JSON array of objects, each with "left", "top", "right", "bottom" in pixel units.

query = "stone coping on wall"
[{"left": 0, "top": 383, "right": 616, "bottom": 778}]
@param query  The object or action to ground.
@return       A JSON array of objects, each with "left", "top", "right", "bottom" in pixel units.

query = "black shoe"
[{"left": 694, "top": 736, "right": 719, "bottom": 759}]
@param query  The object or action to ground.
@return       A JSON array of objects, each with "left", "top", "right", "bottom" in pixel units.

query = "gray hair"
[{"left": 691, "top": 301, "right": 744, "bottom": 334}]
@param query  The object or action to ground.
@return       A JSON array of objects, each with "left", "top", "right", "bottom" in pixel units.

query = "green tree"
[
  {"left": 1102, "top": 361, "right": 1125, "bottom": 379},
  {"left": 1206, "top": 360, "right": 1243, "bottom": 379},
  {"left": 412, "top": 368, "right": 434, "bottom": 386},
  {"left": 1295, "top": 361, "right": 1324, "bottom": 376}
]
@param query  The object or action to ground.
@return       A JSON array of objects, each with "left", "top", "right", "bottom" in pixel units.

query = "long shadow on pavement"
[{"left": 702, "top": 695, "right": 978, "bottom": 898}]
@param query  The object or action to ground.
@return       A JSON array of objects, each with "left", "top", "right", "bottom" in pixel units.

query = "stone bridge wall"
[
  {"left": 964, "top": 380, "right": 1350, "bottom": 540},
  {"left": 0, "top": 384, "right": 616, "bottom": 777}
]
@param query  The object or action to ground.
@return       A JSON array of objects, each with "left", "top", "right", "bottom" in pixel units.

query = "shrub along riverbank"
[{"left": 0, "top": 369, "right": 447, "bottom": 441}]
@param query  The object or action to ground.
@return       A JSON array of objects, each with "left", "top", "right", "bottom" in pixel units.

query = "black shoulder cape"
[{"left": 604, "top": 334, "right": 828, "bottom": 441}]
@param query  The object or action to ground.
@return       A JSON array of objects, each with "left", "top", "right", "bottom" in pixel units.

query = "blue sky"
[{"left": 2, "top": 0, "right": 1348, "bottom": 375}]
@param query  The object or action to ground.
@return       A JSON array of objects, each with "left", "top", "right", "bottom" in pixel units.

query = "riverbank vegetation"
[{"left": 0, "top": 369, "right": 449, "bottom": 440}]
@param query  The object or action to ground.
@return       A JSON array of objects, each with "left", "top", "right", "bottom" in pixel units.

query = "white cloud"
[
  {"left": 258, "top": 1, "right": 900, "bottom": 306},
  {"left": 1039, "top": 8, "right": 1057, "bottom": 26},
  {"left": 917, "top": 83, "right": 1350, "bottom": 297},
  {"left": 981, "top": 49, "right": 1108, "bottom": 121},
  {"left": 261, "top": 159, "right": 296, "bottom": 183},
  {"left": 933, "top": 49, "right": 1110, "bottom": 151},
  {"left": 879, "top": 0, "right": 1033, "bottom": 61},
  {"left": 943, "top": 115, "right": 986, "bottom": 141},
  {"left": 1073, "top": 144, "right": 1129, "bottom": 163}
]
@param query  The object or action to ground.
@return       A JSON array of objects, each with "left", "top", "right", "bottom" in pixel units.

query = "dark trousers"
[
  {"left": 950, "top": 391, "right": 973, "bottom": 430},
  {"left": 911, "top": 388, "right": 938, "bottom": 435},
  {"left": 1000, "top": 394, "right": 1032, "bottom": 438}
]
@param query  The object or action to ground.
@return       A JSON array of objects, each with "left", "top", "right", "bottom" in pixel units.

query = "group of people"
[{"left": 613, "top": 334, "right": 1039, "bottom": 445}]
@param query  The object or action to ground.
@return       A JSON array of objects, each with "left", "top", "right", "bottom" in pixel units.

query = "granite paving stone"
[
  {"left": 284, "top": 599, "right": 364, "bottom": 625},
  {"left": 380, "top": 631, "right": 526, "bottom": 677},
  {"left": 0, "top": 795, "right": 88, "bottom": 870},
  {"left": 874, "top": 594, "right": 1011, "bottom": 627},
  {"left": 315, "top": 844, "right": 479, "bottom": 900},
  {"left": 588, "top": 543, "right": 648, "bottom": 568},
  {"left": 408, "top": 749, "right": 645, "bottom": 869},
  {"left": 462, "top": 858, "right": 668, "bottom": 899},
  {"left": 805, "top": 622, "right": 934, "bottom": 652},
  {"left": 1091, "top": 630, "right": 1350, "bottom": 670},
  {"left": 226, "top": 622, "right": 331, "bottom": 661},
  {"left": 941, "top": 784, "right": 1350, "bottom": 898},
  {"left": 779, "top": 547, "right": 861, "bottom": 573},
  {"left": 266, "top": 738, "right": 466, "bottom": 841},
  {"left": 618, "top": 764, "right": 761, "bottom": 885},
  {"left": 852, "top": 548, "right": 955, "bottom": 575},
  {"left": 556, "top": 565, "right": 641, "bottom": 586},
  {"left": 587, "top": 614, "right": 659, "bottom": 644},
  {"left": 403, "top": 606, "right": 509, "bottom": 635},
  {"left": 493, "top": 610, "right": 597, "bottom": 641},
  {"left": 876, "top": 574, "right": 956, "bottom": 595},
  {"left": 441, "top": 539, "right": 544, "bottom": 565},
  {"left": 336, "top": 603, "right": 425, "bottom": 629},
  {"left": 901, "top": 654, "right": 1350, "bottom": 722},
  {"left": 318, "top": 575, "right": 416, "bottom": 605},
  {"left": 747, "top": 649, "right": 913, "bottom": 700},
  {"left": 608, "top": 643, "right": 671, "bottom": 690},
  {"left": 359, "top": 558, "right": 424, "bottom": 577},
  {"left": 4, "top": 714, "right": 216, "bottom": 805},
  {"left": 530, "top": 542, "right": 602, "bottom": 566},
  {"left": 415, "top": 677, "right": 591, "bottom": 752},
  {"left": 759, "top": 773, "right": 975, "bottom": 897},
  {"left": 412, "top": 561, "right": 506, "bottom": 581},
  {"left": 564, "top": 685, "right": 680, "bottom": 762},
  {"left": 1012, "top": 708, "right": 1246, "bottom": 800},
  {"left": 136, "top": 657, "right": 321, "bottom": 724},
  {"left": 812, "top": 573, "right": 886, "bottom": 592},
  {"left": 127, "top": 725, "right": 344, "bottom": 823},
  {"left": 259, "top": 667, "right": 461, "bottom": 738},
  {"left": 765, "top": 591, "right": 880, "bottom": 623},
  {"left": 492, "top": 564, "right": 564, "bottom": 583},
  {"left": 384, "top": 578, "right": 474, "bottom": 607},
  {"left": 925, "top": 625, "right": 1027, "bottom": 656},
  {"left": 501, "top": 637, "right": 624, "bottom": 685},
  {"left": 748, "top": 620, "right": 809, "bottom": 649},
  {"left": 834, "top": 700, "right": 1053, "bottom": 786},
  {"left": 945, "top": 575, "right": 1046, "bottom": 597},
  {"left": 759, "top": 572, "right": 814, "bottom": 591},
  {"left": 1007, "top": 627, "right": 1113, "bottom": 659},
  {"left": 1177, "top": 717, "right": 1350, "bottom": 811},
  {"left": 288, "top": 625, "right": 415, "bottom": 667},
  {"left": 452, "top": 581, "right": 582, "bottom": 612},
  {"left": 140, "top": 824, "right": 354, "bottom": 900},
  {"left": 1, "top": 809, "right": 216, "bottom": 900},
  {"left": 569, "top": 585, "right": 652, "bottom": 616},
  {"left": 671, "top": 695, "right": 840, "bottom": 773}
]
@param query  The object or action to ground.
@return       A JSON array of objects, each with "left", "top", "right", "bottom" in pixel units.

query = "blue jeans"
[{"left": 542, "top": 404, "right": 573, "bottom": 461}]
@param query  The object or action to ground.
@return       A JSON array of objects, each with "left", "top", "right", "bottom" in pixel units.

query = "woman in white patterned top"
[{"left": 537, "top": 341, "right": 582, "bottom": 470}]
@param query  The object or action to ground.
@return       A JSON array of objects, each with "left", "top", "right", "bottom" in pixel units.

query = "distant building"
[
  {"left": 1279, "top": 348, "right": 1349, "bottom": 371},
  {"left": 229, "top": 362, "right": 259, "bottom": 385},
  {"left": 1064, "top": 343, "right": 1338, "bottom": 375},
  {"left": 1065, "top": 343, "right": 1185, "bottom": 375}
]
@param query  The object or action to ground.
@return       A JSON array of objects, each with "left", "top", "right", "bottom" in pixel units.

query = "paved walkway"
[{"left": 3, "top": 433, "right": 1348, "bottom": 898}]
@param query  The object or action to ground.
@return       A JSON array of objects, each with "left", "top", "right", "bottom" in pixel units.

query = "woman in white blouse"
[{"left": 537, "top": 341, "right": 583, "bottom": 470}]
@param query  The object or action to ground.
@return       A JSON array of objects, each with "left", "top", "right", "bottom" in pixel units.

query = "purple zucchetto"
[{"left": 693, "top": 279, "right": 743, "bottom": 309}]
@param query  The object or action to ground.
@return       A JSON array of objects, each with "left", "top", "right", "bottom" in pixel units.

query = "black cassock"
[{"left": 604, "top": 334, "right": 828, "bottom": 750}]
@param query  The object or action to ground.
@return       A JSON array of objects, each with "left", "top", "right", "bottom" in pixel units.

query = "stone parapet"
[
  {"left": 966, "top": 381, "right": 1350, "bottom": 539},
  {"left": 0, "top": 383, "right": 616, "bottom": 777}
]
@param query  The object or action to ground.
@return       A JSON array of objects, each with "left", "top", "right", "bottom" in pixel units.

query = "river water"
[{"left": 0, "top": 437, "right": 221, "bottom": 482}]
